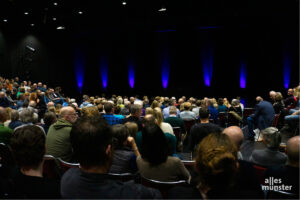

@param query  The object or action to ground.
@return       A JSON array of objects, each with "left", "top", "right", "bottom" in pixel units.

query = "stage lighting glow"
[
  {"left": 74, "top": 49, "right": 85, "bottom": 93},
  {"left": 240, "top": 62, "right": 246, "bottom": 89},
  {"left": 78, "top": 11, "right": 83, "bottom": 15},
  {"left": 24, "top": 12, "right": 29, "bottom": 15},
  {"left": 161, "top": 56, "right": 170, "bottom": 89},
  {"left": 158, "top": 7, "right": 166, "bottom": 12},
  {"left": 128, "top": 64, "right": 135, "bottom": 89},
  {"left": 3, "top": 19, "right": 7, "bottom": 22},
  {"left": 202, "top": 48, "right": 213, "bottom": 87},
  {"left": 100, "top": 57, "right": 108, "bottom": 89},
  {"left": 122, "top": 1, "right": 127, "bottom": 5},
  {"left": 283, "top": 54, "right": 291, "bottom": 89}
]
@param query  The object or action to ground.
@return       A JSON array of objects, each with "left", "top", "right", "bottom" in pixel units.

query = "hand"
[{"left": 127, "top": 136, "right": 135, "bottom": 146}]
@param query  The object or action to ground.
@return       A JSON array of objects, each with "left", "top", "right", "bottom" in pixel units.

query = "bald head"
[
  {"left": 0, "top": 107, "right": 7, "bottom": 123},
  {"left": 0, "top": 92, "right": 5, "bottom": 98},
  {"left": 256, "top": 96, "right": 263, "bottom": 102},
  {"left": 223, "top": 126, "right": 244, "bottom": 149},
  {"left": 286, "top": 136, "right": 300, "bottom": 167},
  {"left": 60, "top": 106, "right": 77, "bottom": 123}
]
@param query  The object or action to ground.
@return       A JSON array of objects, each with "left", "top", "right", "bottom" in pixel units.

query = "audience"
[
  {"left": 40, "top": 112, "right": 57, "bottom": 134},
  {"left": 263, "top": 136, "right": 299, "bottom": 195},
  {"left": 61, "top": 116, "right": 161, "bottom": 199},
  {"left": 10, "top": 125, "right": 60, "bottom": 198},
  {"left": 109, "top": 124, "right": 139, "bottom": 174},
  {"left": 164, "top": 106, "right": 186, "bottom": 134},
  {"left": 123, "top": 104, "right": 143, "bottom": 131},
  {"left": 188, "top": 107, "right": 221, "bottom": 152},
  {"left": 0, "top": 107, "right": 12, "bottom": 145},
  {"left": 250, "top": 127, "right": 287, "bottom": 167},
  {"left": 223, "top": 126, "right": 244, "bottom": 160},
  {"left": 137, "top": 123, "right": 190, "bottom": 182},
  {"left": 153, "top": 107, "right": 174, "bottom": 135},
  {"left": 0, "top": 75, "right": 298, "bottom": 199},
  {"left": 46, "top": 106, "right": 77, "bottom": 162},
  {"left": 247, "top": 96, "right": 275, "bottom": 141},
  {"left": 167, "top": 133, "right": 263, "bottom": 199},
  {"left": 8, "top": 109, "right": 22, "bottom": 130},
  {"left": 180, "top": 102, "right": 197, "bottom": 120}
]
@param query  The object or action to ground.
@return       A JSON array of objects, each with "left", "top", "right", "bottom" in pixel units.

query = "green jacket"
[
  {"left": 0, "top": 124, "right": 12, "bottom": 145},
  {"left": 46, "top": 119, "right": 73, "bottom": 162}
]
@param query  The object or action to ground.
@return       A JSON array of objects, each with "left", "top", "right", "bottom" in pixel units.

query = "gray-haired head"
[
  {"left": 10, "top": 109, "right": 20, "bottom": 121},
  {"left": 261, "top": 127, "right": 281, "bottom": 149},
  {"left": 20, "top": 108, "right": 34, "bottom": 123}
]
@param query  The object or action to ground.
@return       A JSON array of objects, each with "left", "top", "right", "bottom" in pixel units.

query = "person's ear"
[{"left": 105, "top": 144, "right": 112, "bottom": 156}]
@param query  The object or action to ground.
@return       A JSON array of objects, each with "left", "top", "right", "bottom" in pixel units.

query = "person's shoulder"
[
  {"left": 167, "top": 156, "right": 181, "bottom": 164},
  {"left": 167, "top": 185, "right": 202, "bottom": 199},
  {"left": 122, "top": 181, "right": 162, "bottom": 199}
]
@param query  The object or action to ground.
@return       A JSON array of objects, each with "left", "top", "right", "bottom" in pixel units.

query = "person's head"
[
  {"left": 130, "top": 104, "right": 142, "bottom": 118},
  {"left": 0, "top": 107, "right": 7, "bottom": 123},
  {"left": 274, "top": 92, "right": 283, "bottom": 102},
  {"left": 269, "top": 91, "right": 276, "bottom": 100},
  {"left": 195, "top": 133, "right": 238, "bottom": 192},
  {"left": 83, "top": 95, "right": 89, "bottom": 102},
  {"left": 142, "top": 114, "right": 157, "bottom": 126},
  {"left": 124, "top": 122, "right": 138, "bottom": 138},
  {"left": 150, "top": 100, "right": 160, "bottom": 109},
  {"left": 216, "top": 98, "right": 223, "bottom": 106},
  {"left": 29, "top": 100, "right": 36, "bottom": 108},
  {"left": 286, "top": 136, "right": 300, "bottom": 167},
  {"left": 0, "top": 92, "right": 5, "bottom": 99},
  {"left": 153, "top": 107, "right": 163, "bottom": 125},
  {"left": 169, "top": 106, "right": 178, "bottom": 115},
  {"left": 114, "top": 105, "right": 121, "bottom": 115},
  {"left": 256, "top": 96, "right": 263, "bottom": 103},
  {"left": 261, "top": 127, "right": 281, "bottom": 149},
  {"left": 70, "top": 116, "right": 113, "bottom": 170},
  {"left": 60, "top": 106, "right": 77, "bottom": 124},
  {"left": 47, "top": 102, "right": 54, "bottom": 108},
  {"left": 20, "top": 108, "right": 34, "bottom": 123},
  {"left": 10, "top": 109, "right": 20, "bottom": 122},
  {"left": 287, "top": 88, "right": 294, "bottom": 96},
  {"left": 111, "top": 124, "right": 129, "bottom": 149},
  {"left": 183, "top": 102, "right": 192, "bottom": 111},
  {"left": 81, "top": 106, "right": 100, "bottom": 118},
  {"left": 140, "top": 124, "right": 168, "bottom": 166},
  {"left": 43, "top": 112, "right": 57, "bottom": 127},
  {"left": 199, "top": 107, "right": 210, "bottom": 120},
  {"left": 223, "top": 126, "right": 244, "bottom": 150},
  {"left": 231, "top": 99, "right": 240, "bottom": 107},
  {"left": 11, "top": 125, "right": 46, "bottom": 170},
  {"left": 145, "top": 107, "right": 154, "bottom": 115}
]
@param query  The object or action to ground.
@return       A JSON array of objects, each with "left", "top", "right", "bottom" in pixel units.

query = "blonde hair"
[
  {"left": 145, "top": 107, "right": 154, "bottom": 115},
  {"left": 195, "top": 133, "right": 238, "bottom": 190},
  {"left": 153, "top": 107, "right": 163, "bottom": 125}
]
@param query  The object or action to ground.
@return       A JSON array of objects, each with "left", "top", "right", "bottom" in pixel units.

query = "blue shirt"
[{"left": 102, "top": 114, "right": 123, "bottom": 125}]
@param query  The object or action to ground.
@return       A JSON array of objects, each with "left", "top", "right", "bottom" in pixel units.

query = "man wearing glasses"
[{"left": 46, "top": 106, "right": 78, "bottom": 162}]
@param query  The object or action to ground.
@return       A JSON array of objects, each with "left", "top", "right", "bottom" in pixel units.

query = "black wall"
[{"left": 0, "top": 22, "right": 298, "bottom": 105}]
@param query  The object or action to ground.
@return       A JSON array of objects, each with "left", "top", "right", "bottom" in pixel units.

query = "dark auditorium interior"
[{"left": 0, "top": 0, "right": 299, "bottom": 199}]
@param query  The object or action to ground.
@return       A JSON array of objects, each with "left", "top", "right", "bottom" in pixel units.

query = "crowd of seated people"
[{"left": 0, "top": 75, "right": 299, "bottom": 199}]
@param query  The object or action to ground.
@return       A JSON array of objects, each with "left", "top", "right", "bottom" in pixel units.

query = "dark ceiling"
[{"left": 0, "top": 0, "right": 298, "bottom": 33}]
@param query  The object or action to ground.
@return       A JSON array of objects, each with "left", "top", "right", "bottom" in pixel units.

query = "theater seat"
[
  {"left": 43, "top": 155, "right": 61, "bottom": 179},
  {"left": 253, "top": 164, "right": 267, "bottom": 185},
  {"left": 172, "top": 127, "right": 182, "bottom": 152},
  {"left": 57, "top": 158, "right": 79, "bottom": 173},
  {"left": 140, "top": 175, "right": 187, "bottom": 198},
  {"left": 107, "top": 173, "right": 135, "bottom": 182},
  {"left": 266, "top": 190, "right": 298, "bottom": 199}
]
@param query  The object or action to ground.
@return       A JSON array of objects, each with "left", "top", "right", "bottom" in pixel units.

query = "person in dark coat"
[{"left": 247, "top": 96, "right": 275, "bottom": 140}]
